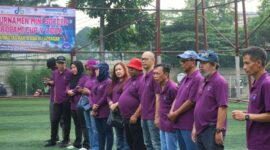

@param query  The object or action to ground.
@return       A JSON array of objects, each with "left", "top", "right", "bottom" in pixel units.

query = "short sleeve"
[
  {"left": 262, "top": 81, "right": 270, "bottom": 112},
  {"left": 188, "top": 78, "right": 202, "bottom": 103},
  {"left": 215, "top": 80, "right": 228, "bottom": 107}
]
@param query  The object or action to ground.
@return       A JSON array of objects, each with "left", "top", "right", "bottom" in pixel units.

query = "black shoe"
[
  {"left": 73, "top": 143, "right": 82, "bottom": 149},
  {"left": 44, "top": 141, "right": 56, "bottom": 147},
  {"left": 59, "top": 140, "right": 70, "bottom": 148}
]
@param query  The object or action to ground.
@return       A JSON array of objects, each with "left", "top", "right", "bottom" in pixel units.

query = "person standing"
[
  {"left": 192, "top": 51, "right": 228, "bottom": 150},
  {"left": 118, "top": 58, "right": 146, "bottom": 150},
  {"left": 108, "top": 62, "right": 130, "bottom": 150},
  {"left": 80, "top": 59, "right": 100, "bottom": 150},
  {"left": 168, "top": 50, "right": 202, "bottom": 150},
  {"left": 232, "top": 46, "right": 270, "bottom": 150},
  {"left": 67, "top": 61, "right": 89, "bottom": 149},
  {"left": 141, "top": 51, "right": 161, "bottom": 150},
  {"left": 153, "top": 64, "right": 178, "bottom": 150},
  {"left": 45, "top": 56, "right": 72, "bottom": 147},
  {"left": 91, "top": 62, "right": 114, "bottom": 150}
]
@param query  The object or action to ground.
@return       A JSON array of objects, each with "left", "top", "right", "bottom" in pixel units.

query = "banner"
[{"left": 0, "top": 6, "right": 75, "bottom": 53}]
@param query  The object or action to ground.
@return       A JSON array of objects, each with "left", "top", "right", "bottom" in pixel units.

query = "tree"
[
  {"left": 0, "top": 0, "right": 57, "bottom": 6},
  {"left": 77, "top": 0, "right": 154, "bottom": 61}
]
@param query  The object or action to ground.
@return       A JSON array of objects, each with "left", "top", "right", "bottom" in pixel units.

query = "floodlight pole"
[
  {"left": 195, "top": 0, "right": 199, "bottom": 52},
  {"left": 201, "top": 0, "right": 208, "bottom": 50},
  {"left": 156, "top": 0, "right": 161, "bottom": 64},
  {"left": 71, "top": 0, "right": 77, "bottom": 62},
  {"left": 234, "top": 0, "right": 241, "bottom": 100}
]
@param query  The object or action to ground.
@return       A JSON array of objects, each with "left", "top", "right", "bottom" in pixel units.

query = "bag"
[
  {"left": 77, "top": 95, "right": 91, "bottom": 111},
  {"left": 107, "top": 110, "right": 124, "bottom": 128}
]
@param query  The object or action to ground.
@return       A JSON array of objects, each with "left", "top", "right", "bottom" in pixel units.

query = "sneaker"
[
  {"left": 44, "top": 141, "right": 56, "bottom": 147},
  {"left": 67, "top": 145, "right": 75, "bottom": 149},
  {"left": 78, "top": 148, "right": 87, "bottom": 150},
  {"left": 59, "top": 140, "right": 70, "bottom": 148}
]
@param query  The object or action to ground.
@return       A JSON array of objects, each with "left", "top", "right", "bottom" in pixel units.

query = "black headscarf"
[
  {"left": 97, "top": 62, "right": 110, "bottom": 82},
  {"left": 70, "top": 61, "right": 84, "bottom": 89}
]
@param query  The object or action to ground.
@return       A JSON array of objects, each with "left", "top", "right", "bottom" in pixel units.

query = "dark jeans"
[
  {"left": 115, "top": 126, "right": 130, "bottom": 150},
  {"left": 124, "top": 118, "right": 146, "bottom": 150},
  {"left": 196, "top": 125, "right": 224, "bottom": 150},
  {"left": 49, "top": 100, "right": 64, "bottom": 140},
  {"left": 51, "top": 101, "right": 71, "bottom": 142},
  {"left": 95, "top": 118, "right": 114, "bottom": 150},
  {"left": 72, "top": 108, "right": 89, "bottom": 149}
]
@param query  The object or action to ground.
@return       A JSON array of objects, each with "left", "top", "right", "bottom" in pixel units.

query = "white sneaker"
[
  {"left": 67, "top": 145, "right": 75, "bottom": 149},
  {"left": 78, "top": 148, "right": 87, "bottom": 150}
]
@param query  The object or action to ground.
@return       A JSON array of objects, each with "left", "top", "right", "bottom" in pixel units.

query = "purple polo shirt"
[
  {"left": 91, "top": 78, "right": 111, "bottom": 118},
  {"left": 108, "top": 81, "right": 123, "bottom": 103},
  {"left": 246, "top": 72, "right": 270, "bottom": 150},
  {"left": 159, "top": 80, "right": 177, "bottom": 132},
  {"left": 69, "top": 74, "right": 89, "bottom": 110},
  {"left": 173, "top": 70, "right": 203, "bottom": 130},
  {"left": 141, "top": 70, "right": 160, "bottom": 120},
  {"left": 52, "top": 69, "right": 72, "bottom": 103},
  {"left": 84, "top": 76, "right": 96, "bottom": 104},
  {"left": 118, "top": 73, "right": 144, "bottom": 119},
  {"left": 194, "top": 71, "right": 228, "bottom": 135}
]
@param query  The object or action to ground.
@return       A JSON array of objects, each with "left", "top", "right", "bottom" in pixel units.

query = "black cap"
[
  {"left": 56, "top": 56, "right": 66, "bottom": 63},
  {"left": 46, "top": 57, "right": 56, "bottom": 69}
]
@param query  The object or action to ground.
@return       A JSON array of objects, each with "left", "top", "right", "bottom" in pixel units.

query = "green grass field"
[{"left": 0, "top": 98, "right": 247, "bottom": 150}]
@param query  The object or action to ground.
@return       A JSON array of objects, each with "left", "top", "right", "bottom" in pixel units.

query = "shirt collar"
[{"left": 252, "top": 72, "right": 268, "bottom": 89}]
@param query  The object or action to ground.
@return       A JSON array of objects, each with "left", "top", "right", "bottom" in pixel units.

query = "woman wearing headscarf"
[
  {"left": 80, "top": 59, "right": 100, "bottom": 150},
  {"left": 67, "top": 61, "right": 89, "bottom": 149},
  {"left": 91, "top": 62, "right": 114, "bottom": 150}
]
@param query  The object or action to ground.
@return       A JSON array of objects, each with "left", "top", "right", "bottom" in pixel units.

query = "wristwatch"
[
  {"left": 245, "top": 114, "right": 250, "bottom": 121},
  {"left": 215, "top": 128, "right": 223, "bottom": 133}
]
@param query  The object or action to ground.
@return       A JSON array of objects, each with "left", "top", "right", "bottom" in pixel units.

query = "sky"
[{"left": 52, "top": 0, "right": 261, "bottom": 33}]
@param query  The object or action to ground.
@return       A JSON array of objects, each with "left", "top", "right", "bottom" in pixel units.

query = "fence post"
[{"left": 25, "top": 74, "right": 28, "bottom": 96}]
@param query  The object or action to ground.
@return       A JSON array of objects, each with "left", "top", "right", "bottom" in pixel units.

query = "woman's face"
[
  {"left": 115, "top": 64, "right": 125, "bottom": 79},
  {"left": 95, "top": 68, "right": 100, "bottom": 77},
  {"left": 71, "top": 64, "right": 78, "bottom": 75}
]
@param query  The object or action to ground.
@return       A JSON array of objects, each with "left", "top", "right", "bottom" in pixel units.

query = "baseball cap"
[
  {"left": 177, "top": 50, "right": 198, "bottom": 60},
  {"left": 197, "top": 50, "right": 219, "bottom": 63},
  {"left": 56, "top": 56, "right": 66, "bottom": 63},
  {"left": 127, "top": 58, "right": 143, "bottom": 71}
]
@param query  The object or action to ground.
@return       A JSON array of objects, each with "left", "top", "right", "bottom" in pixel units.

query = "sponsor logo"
[{"left": 15, "top": 7, "right": 24, "bottom": 14}]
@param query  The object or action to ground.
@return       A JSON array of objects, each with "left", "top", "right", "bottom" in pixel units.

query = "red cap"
[{"left": 127, "top": 58, "right": 143, "bottom": 71}]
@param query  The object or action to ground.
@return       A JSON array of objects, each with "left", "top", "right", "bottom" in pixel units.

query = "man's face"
[
  {"left": 199, "top": 61, "right": 214, "bottom": 77},
  {"left": 180, "top": 59, "right": 195, "bottom": 73},
  {"left": 243, "top": 55, "right": 261, "bottom": 76},
  {"left": 153, "top": 66, "right": 166, "bottom": 84},
  {"left": 56, "top": 62, "right": 66, "bottom": 71},
  {"left": 128, "top": 67, "right": 137, "bottom": 77},
  {"left": 142, "top": 53, "right": 154, "bottom": 70}
]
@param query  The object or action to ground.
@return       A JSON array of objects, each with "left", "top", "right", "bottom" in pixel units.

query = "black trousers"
[
  {"left": 71, "top": 108, "right": 89, "bottom": 148},
  {"left": 51, "top": 101, "right": 71, "bottom": 142},
  {"left": 124, "top": 118, "right": 146, "bottom": 150}
]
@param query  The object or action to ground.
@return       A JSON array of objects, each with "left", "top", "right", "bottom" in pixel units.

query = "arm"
[
  {"left": 155, "top": 94, "right": 160, "bottom": 127},
  {"left": 168, "top": 100, "right": 194, "bottom": 122},
  {"left": 215, "top": 106, "right": 227, "bottom": 145},
  {"left": 130, "top": 104, "right": 141, "bottom": 124},
  {"left": 232, "top": 110, "right": 270, "bottom": 122}
]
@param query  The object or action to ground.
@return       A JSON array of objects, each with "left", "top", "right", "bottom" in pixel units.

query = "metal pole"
[
  {"left": 195, "top": 0, "right": 199, "bottom": 52},
  {"left": 234, "top": 0, "right": 241, "bottom": 100},
  {"left": 71, "top": 0, "right": 77, "bottom": 63},
  {"left": 156, "top": 0, "right": 161, "bottom": 64},
  {"left": 201, "top": 0, "right": 208, "bottom": 50},
  {"left": 242, "top": 0, "right": 252, "bottom": 89}
]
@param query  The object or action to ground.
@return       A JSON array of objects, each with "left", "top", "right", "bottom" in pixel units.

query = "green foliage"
[
  {"left": 0, "top": 0, "right": 56, "bottom": 6},
  {"left": 6, "top": 67, "right": 51, "bottom": 96}
]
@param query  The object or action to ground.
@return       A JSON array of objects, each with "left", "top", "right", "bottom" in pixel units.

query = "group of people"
[{"left": 43, "top": 46, "right": 270, "bottom": 150}]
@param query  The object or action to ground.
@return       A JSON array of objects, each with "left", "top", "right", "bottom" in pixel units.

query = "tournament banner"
[{"left": 0, "top": 6, "right": 75, "bottom": 53}]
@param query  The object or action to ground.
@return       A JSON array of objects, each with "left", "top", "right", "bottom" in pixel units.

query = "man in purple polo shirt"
[
  {"left": 141, "top": 51, "right": 161, "bottom": 150},
  {"left": 232, "top": 46, "right": 270, "bottom": 150},
  {"left": 118, "top": 58, "right": 146, "bottom": 150},
  {"left": 168, "top": 50, "right": 202, "bottom": 150},
  {"left": 153, "top": 64, "right": 178, "bottom": 150},
  {"left": 45, "top": 56, "right": 73, "bottom": 147},
  {"left": 192, "top": 51, "right": 228, "bottom": 150}
]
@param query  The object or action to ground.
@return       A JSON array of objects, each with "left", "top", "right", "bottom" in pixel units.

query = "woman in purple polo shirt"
[
  {"left": 108, "top": 62, "right": 130, "bottom": 150},
  {"left": 91, "top": 62, "right": 114, "bottom": 150},
  {"left": 80, "top": 59, "right": 100, "bottom": 150},
  {"left": 67, "top": 61, "right": 89, "bottom": 149}
]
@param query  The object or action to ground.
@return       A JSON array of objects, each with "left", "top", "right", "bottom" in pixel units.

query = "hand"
[
  {"left": 232, "top": 110, "right": 246, "bottom": 121},
  {"left": 215, "top": 132, "right": 224, "bottom": 145},
  {"left": 67, "top": 90, "right": 75, "bottom": 96},
  {"left": 167, "top": 111, "right": 178, "bottom": 122},
  {"left": 130, "top": 115, "right": 138, "bottom": 124},
  {"left": 154, "top": 117, "right": 159, "bottom": 128},
  {"left": 92, "top": 104, "right": 99, "bottom": 111},
  {"left": 91, "top": 110, "right": 98, "bottom": 116},
  {"left": 110, "top": 103, "right": 118, "bottom": 111},
  {"left": 191, "top": 127, "right": 197, "bottom": 143},
  {"left": 77, "top": 86, "right": 83, "bottom": 93}
]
